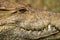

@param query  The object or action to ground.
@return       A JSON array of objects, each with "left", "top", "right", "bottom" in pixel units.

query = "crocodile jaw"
[{"left": 12, "top": 24, "right": 59, "bottom": 39}]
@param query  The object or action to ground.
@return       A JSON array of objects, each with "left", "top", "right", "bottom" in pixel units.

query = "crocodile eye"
[{"left": 19, "top": 8, "right": 27, "bottom": 13}]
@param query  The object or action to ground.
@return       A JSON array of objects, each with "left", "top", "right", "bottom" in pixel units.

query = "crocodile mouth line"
[
  {"left": 0, "top": 23, "right": 59, "bottom": 39},
  {"left": 14, "top": 24, "right": 59, "bottom": 39}
]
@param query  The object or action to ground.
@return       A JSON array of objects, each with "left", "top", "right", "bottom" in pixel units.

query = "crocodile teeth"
[
  {"left": 21, "top": 28, "right": 25, "bottom": 31},
  {"left": 38, "top": 31, "right": 41, "bottom": 35},
  {"left": 48, "top": 24, "right": 52, "bottom": 31},
  {"left": 28, "top": 30, "right": 31, "bottom": 34},
  {"left": 43, "top": 28, "right": 47, "bottom": 32},
  {"left": 12, "top": 24, "right": 59, "bottom": 39}
]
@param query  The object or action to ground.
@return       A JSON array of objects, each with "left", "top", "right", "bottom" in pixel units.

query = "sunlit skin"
[{"left": 0, "top": 1, "right": 60, "bottom": 40}]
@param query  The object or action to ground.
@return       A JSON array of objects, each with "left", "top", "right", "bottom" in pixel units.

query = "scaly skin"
[{"left": 0, "top": 1, "right": 60, "bottom": 40}]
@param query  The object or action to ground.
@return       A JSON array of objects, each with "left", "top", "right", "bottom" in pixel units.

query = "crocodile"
[{"left": 0, "top": 1, "right": 60, "bottom": 40}]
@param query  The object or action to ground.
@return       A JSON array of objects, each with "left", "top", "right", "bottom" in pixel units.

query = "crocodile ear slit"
[{"left": 19, "top": 7, "right": 27, "bottom": 13}]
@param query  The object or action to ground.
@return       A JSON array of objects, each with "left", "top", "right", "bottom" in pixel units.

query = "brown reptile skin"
[{"left": 0, "top": 1, "right": 60, "bottom": 40}]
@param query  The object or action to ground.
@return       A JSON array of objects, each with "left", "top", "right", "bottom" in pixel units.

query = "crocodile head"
[{"left": 0, "top": 1, "right": 60, "bottom": 40}]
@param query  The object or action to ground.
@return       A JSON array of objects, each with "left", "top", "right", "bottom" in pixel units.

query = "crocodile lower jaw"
[{"left": 13, "top": 24, "right": 59, "bottom": 39}]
